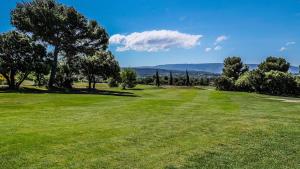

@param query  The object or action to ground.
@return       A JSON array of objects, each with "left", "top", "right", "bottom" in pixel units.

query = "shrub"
[
  {"left": 215, "top": 76, "right": 235, "bottom": 91},
  {"left": 0, "top": 74, "right": 5, "bottom": 85},
  {"left": 107, "top": 77, "right": 119, "bottom": 87},
  {"left": 121, "top": 68, "right": 137, "bottom": 89},
  {"left": 263, "top": 71, "right": 297, "bottom": 95},
  {"left": 235, "top": 72, "right": 253, "bottom": 92}
]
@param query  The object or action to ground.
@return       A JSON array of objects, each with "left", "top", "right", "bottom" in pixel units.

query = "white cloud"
[
  {"left": 110, "top": 30, "right": 202, "bottom": 52},
  {"left": 280, "top": 47, "right": 287, "bottom": 52},
  {"left": 205, "top": 47, "right": 212, "bottom": 52},
  {"left": 214, "top": 45, "right": 222, "bottom": 51},
  {"left": 286, "top": 41, "right": 296, "bottom": 46},
  {"left": 214, "top": 35, "right": 228, "bottom": 45}
]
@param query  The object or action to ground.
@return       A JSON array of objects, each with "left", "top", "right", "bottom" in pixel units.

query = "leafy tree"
[
  {"left": 222, "top": 56, "right": 248, "bottom": 80},
  {"left": 215, "top": 76, "right": 235, "bottom": 91},
  {"left": 258, "top": 57, "right": 290, "bottom": 73},
  {"left": 0, "top": 31, "right": 47, "bottom": 89},
  {"left": 80, "top": 51, "right": 120, "bottom": 90},
  {"left": 11, "top": 0, "right": 109, "bottom": 88},
  {"left": 235, "top": 72, "right": 254, "bottom": 92},
  {"left": 169, "top": 71, "right": 173, "bottom": 85},
  {"left": 121, "top": 68, "right": 137, "bottom": 89},
  {"left": 185, "top": 70, "right": 190, "bottom": 86},
  {"left": 107, "top": 77, "right": 119, "bottom": 87},
  {"left": 263, "top": 70, "right": 297, "bottom": 95},
  {"left": 155, "top": 70, "right": 160, "bottom": 87}
]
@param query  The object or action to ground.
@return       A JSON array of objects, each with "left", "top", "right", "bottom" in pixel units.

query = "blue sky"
[{"left": 1, "top": 0, "right": 300, "bottom": 67}]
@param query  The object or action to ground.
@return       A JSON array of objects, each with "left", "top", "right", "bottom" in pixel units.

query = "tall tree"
[
  {"left": 11, "top": 0, "right": 109, "bottom": 88},
  {"left": 155, "top": 70, "right": 160, "bottom": 87},
  {"left": 169, "top": 71, "right": 173, "bottom": 85},
  {"left": 223, "top": 56, "right": 248, "bottom": 80},
  {"left": 120, "top": 68, "right": 137, "bottom": 89},
  {"left": 0, "top": 31, "right": 47, "bottom": 89},
  {"left": 258, "top": 56, "right": 290, "bottom": 73},
  {"left": 80, "top": 51, "right": 120, "bottom": 90},
  {"left": 185, "top": 70, "right": 190, "bottom": 86}
]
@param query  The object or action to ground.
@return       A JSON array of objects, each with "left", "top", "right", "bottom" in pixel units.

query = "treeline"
[
  {"left": 137, "top": 71, "right": 215, "bottom": 86},
  {"left": 0, "top": 0, "right": 121, "bottom": 90},
  {"left": 215, "top": 56, "right": 300, "bottom": 96}
]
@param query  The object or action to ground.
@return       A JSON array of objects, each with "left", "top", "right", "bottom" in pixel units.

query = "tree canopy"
[
  {"left": 11, "top": 0, "right": 109, "bottom": 88},
  {"left": 0, "top": 31, "right": 47, "bottom": 89}
]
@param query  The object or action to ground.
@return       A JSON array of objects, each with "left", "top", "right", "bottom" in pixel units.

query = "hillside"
[{"left": 141, "top": 63, "right": 300, "bottom": 74}]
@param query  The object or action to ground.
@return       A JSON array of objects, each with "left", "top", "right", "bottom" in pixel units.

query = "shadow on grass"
[{"left": 0, "top": 87, "right": 139, "bottom": 97}]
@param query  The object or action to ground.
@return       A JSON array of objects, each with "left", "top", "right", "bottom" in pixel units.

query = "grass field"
[{"left": 0, "top": 85, "right": 299, "bottom": 169}]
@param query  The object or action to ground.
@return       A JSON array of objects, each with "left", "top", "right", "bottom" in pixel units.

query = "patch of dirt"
[{"left": 267, "top": 98, "right": 300, "bottom": 103}]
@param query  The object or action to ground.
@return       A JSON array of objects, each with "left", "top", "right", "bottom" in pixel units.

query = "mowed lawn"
[{"left": 0, "top": 85, "right": 299, "bottom": 169}]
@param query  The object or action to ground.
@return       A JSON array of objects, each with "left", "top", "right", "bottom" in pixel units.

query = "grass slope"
[{"left": 0, "top": 85, "right": 299, "bottom": 169}]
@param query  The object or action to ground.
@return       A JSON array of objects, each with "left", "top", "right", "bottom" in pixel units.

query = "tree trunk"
[
  {"left": 93, "top": 76, "right": 96, "bottom": 89},
  {"left": 88, "top": 77, "right": 92, "bottom": 90},
  {"left": 9, "top": 70, "right": 16, "bottom": 89},
  {"left": 48, "top": 47, "right": 59, "bottom": 88}
]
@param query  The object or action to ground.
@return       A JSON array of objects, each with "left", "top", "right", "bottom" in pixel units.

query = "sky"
[{"left": 1, "top": 0, "right": 300, "bottom": 67}]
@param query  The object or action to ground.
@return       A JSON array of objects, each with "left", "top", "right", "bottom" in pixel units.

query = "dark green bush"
[
  {"left": 215, "top": 76, "right": 235, "bottom": 91},
  {"left": 262, "top": 71, "right": 297, "bottom": 95}
]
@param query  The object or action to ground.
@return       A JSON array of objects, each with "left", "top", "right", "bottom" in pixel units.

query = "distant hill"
[{"left": 144, "top": 63, "right": 300, "bottom": 74}]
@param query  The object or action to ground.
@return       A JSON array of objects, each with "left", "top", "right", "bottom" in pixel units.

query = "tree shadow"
[{"left": 0, "top": 87, "right": 139, "bottom": 97}]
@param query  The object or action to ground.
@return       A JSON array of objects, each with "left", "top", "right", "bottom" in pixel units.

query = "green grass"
[{"left": 0, "top": 85, "right": 299, "bottom": 169}]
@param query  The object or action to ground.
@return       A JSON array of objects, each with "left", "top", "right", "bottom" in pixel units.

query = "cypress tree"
[
  {"left": 155, "top": 70, "right": 160, "bottom": 87},
  {"left": 169, "top": 71, "right": 173, "bottom": 85},
  {"left": 185, "top": 70, "right": 190, "bottom": 86}
]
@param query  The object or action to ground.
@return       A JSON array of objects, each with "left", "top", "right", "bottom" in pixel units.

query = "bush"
[
  {"left": 107, "top": 77, "right": 119, "bottom": 87},
  {"left": 215, "top": 76, "right": 235, "bottom": 91},
  {"left": 0, "top": 74, "right": 5, "bottom": 85},
  {"left": 235, "top": 72, "right": 253, "bottom": 92},
  {"left": 263, "top": 71, "right": 297, "bottom": 95},
  {"left": 121, "top": 68, "right": 137, "bottom": 89}
]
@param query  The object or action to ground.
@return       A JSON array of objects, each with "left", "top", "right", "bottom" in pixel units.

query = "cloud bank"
[{"left": 110, "top": 30, "right": 202, "bottom": 52}]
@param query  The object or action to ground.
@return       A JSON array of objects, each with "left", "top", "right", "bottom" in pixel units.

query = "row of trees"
[
  {"left": 215, "top": 56, "right": 300, "bottom": 95},
  {"left": 0, "top": 0, "right": 120, "bottom": 90},
  {"left": 138, "top": 72, "right": 214, "bottom": 86}
]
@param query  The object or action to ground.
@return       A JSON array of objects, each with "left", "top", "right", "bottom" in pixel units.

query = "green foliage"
[
  {"left": 11, "top": 0, "right": 109, "bottom": 87},
  {"left": 0, "top": 31, "right": 47, "bottom": 89},
  {"left": 107, "top": 77, "right": 119, "bottom": 88},
  {"left": 215, "top": 76, "right": 235, "bottom": 91},
  {"left": 121, "top": 68, "right": 137, "bottom": 89},
  {"left": 80, "top": 51, "right": 120, "bottom": 89},
  {"left": 235, "top": 72, "right": 253, "bottom": 92},
  {"left": 263, "top": 70, "right": 297, "bottom": 95},
  {"left": 258, "top": 56, "right": 290, "bottom": 73},
  {"left": 185, "top": 70, "right": 190, "bottom": 86},
  {"left": 222, "top": 56, "right": 248, "bottom": 80},
  {"left": 0, "top": 74, "right": 5, "bottom": 85},
  {"left": 169, "top": 72, "right": 173, "bottom": 85},
  {"left": 155, "top": 70, "right": 160, "bottom": 87}
]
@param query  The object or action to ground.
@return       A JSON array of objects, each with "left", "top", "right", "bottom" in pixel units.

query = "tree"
[
  {"left": 155, "top": 70, "right": 160, "bottom": 87},
  {"left": 0, "top": 31, "right": 47, "bottom": 89},
  {"left": 169, "top": 71, "right": 173, "bottom": 85},
  {"left": 185, "top": 70, "right": 190, "bottom": 86},
  {"left": 222, "top": 56, "right": 248, "bottom": 80},
  {"left": 258, "top": 57, "right": 290, "bottom": 73},
  {"left": 263, "top": 70, "right": 297, "bottom": 95},
  {"left": 215, "top": 76, "right": 235, "bottom": 91},
  {"left": 80, "top": 51, "right": 120, "bottom": 90},
  {"left": 11, "top": 0, "right": 109, "bottom": 88},
  {"left": 120, "top": 68, "right": 137, "bottom": 89}
]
